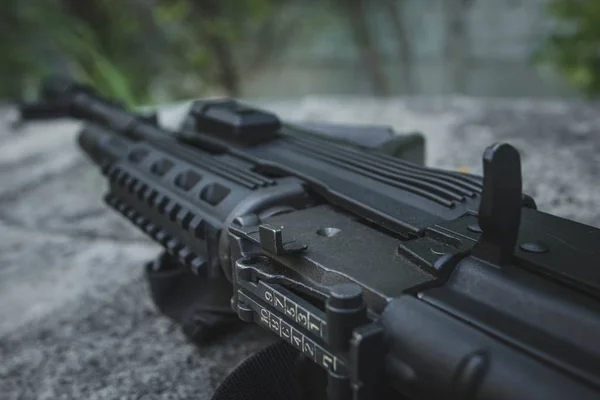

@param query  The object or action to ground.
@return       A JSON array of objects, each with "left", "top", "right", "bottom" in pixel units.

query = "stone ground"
[{"left": 0, "top": 96, "right": 599, "bottom": 400}]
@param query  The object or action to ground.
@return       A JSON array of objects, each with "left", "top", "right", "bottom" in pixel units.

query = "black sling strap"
[{"left": 211, "top": 340, "right": 328, "bottom": 400}]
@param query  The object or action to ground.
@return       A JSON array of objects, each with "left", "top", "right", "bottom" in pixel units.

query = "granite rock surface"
[{"left": 1, "top": 96, "right": 599, "bottom": 399}]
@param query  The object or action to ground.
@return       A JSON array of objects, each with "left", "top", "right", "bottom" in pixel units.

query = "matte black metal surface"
[
  {"left": 230, "top": 204, "right": 440, "bottom": 313},
  {"left": 189, "top": 100, "right": 280, "bottom": 145},
  {"left": 515, "top": 208, "right": 600, "bottom": 298},
  {"left": 420, "top": 251, "right": 600, "bottom": 390},
  {"left": 431, "top": 209, "right": 600, "bottom": 300},
  {"left": 234, "top": 129, "right": 483, "bottom": 236},
  {"left": 288, "top": 122, "right": 396, "bottom": 149},
  {"left": 381, "top": 296, "right": 600, "bottom": 400},
  {"left": 471, "top": 143, "right": 523, "bottom": 265},
  {"left": 286, "top": 122, "right": 426, "bottom": 165}
]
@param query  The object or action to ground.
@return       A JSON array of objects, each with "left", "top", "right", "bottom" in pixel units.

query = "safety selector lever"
[{"left": 233, "top": 256, "right": 384, "bottom": 400}]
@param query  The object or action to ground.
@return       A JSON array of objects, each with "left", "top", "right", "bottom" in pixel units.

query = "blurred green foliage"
[
  {"left": 0, "top": 0, "right": 302, "bottom": 106},
  {"left": 1, "top": 0, "right": 154, "bottom": 105},
  {"left": 537, "top": 0, "right": 600, "bottom": 97},
  {"left": 5, "top": 0, "right": 593, "bottom": 101}
]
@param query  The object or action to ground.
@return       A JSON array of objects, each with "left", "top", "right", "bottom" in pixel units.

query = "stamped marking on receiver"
[
  {"left": 274, "top": 291, "right": 285, "bottom": 313},
  {"left": 237, "top": 289, "right": 343, "bottom": 373},
  {"left": 263, "top": 290, "right": 273, "bottom": 304},
  {"left": 285, "top": 298, "right": 297, "bottom": 319},
  {"left": 280, "top": 320, "right": 292, "bottom": 341},
  {"left": 308, "top": 313, "right": 322, "bottom": 336},
  {"left": 316, "top": 346, "right": 336, "bottom": 371},
  {"left": 291, "top": 328, "right": 303, "bottom": 350},
  {"left": 259, "top": 308, "right": 269, "bottom": 326},
  {"left": 302, "top": 335, "right": 316, "bottom": 361},
  {"left": 296, "top": 307, "right": 309, "bottom": 328},
  {"left": 251, "top": 281, "right": 328, "bottom": 339},
  {"left": 269, "top": 314, "right": 281, "bottom": 335}
]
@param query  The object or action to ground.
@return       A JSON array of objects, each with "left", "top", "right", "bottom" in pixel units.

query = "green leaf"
[{"left": 536, "top": 0, "right": 600, "bottom": 97}]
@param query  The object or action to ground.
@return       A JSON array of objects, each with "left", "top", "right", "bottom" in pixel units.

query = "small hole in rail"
[
  {"left": 200, "top": 183, "right": 231, "bottom": 205},
  {"left": 150, "top": 159, "right": 174, "bottom": 176},
  {"left": 174, "top": 170, "right": 202, "bottom": 191},
  {"left": 316, "top": 227, "right": 340, "bottom": 237}
]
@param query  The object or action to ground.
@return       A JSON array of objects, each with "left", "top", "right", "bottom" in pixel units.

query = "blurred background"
[{"left": 1, "top": 0, "right": 600, "bottom": 106}]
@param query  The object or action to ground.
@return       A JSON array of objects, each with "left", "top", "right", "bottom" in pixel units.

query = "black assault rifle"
[{"left": 18, "top": 77, "right": 600, "bottom": 400}]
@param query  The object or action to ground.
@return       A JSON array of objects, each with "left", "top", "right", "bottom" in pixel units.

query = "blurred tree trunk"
[
  {"left": 60, "top": 0, "right": 111, "bottom": 51},
  {"left": 190, "top": 1, "right": 241, "bottom": 97},
  {"left": 443, "top": 0, "right": 474, "bottom": 94},
  {"left": 246, "top": 10, "right": 301, "bottom": 75},
  {"left": 384, "top": 0, "right": 414, "bottom": 94},
  {"left": 338, "top": 0, "right": 389, "bottom": 96},
  {"left": 204, "top": 34, "right": 241, "bottom": 97}
]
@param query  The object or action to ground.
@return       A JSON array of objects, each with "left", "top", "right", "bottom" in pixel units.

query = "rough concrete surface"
[{"left": 1, "top": 96, "right": 599, "bottom": 400}]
